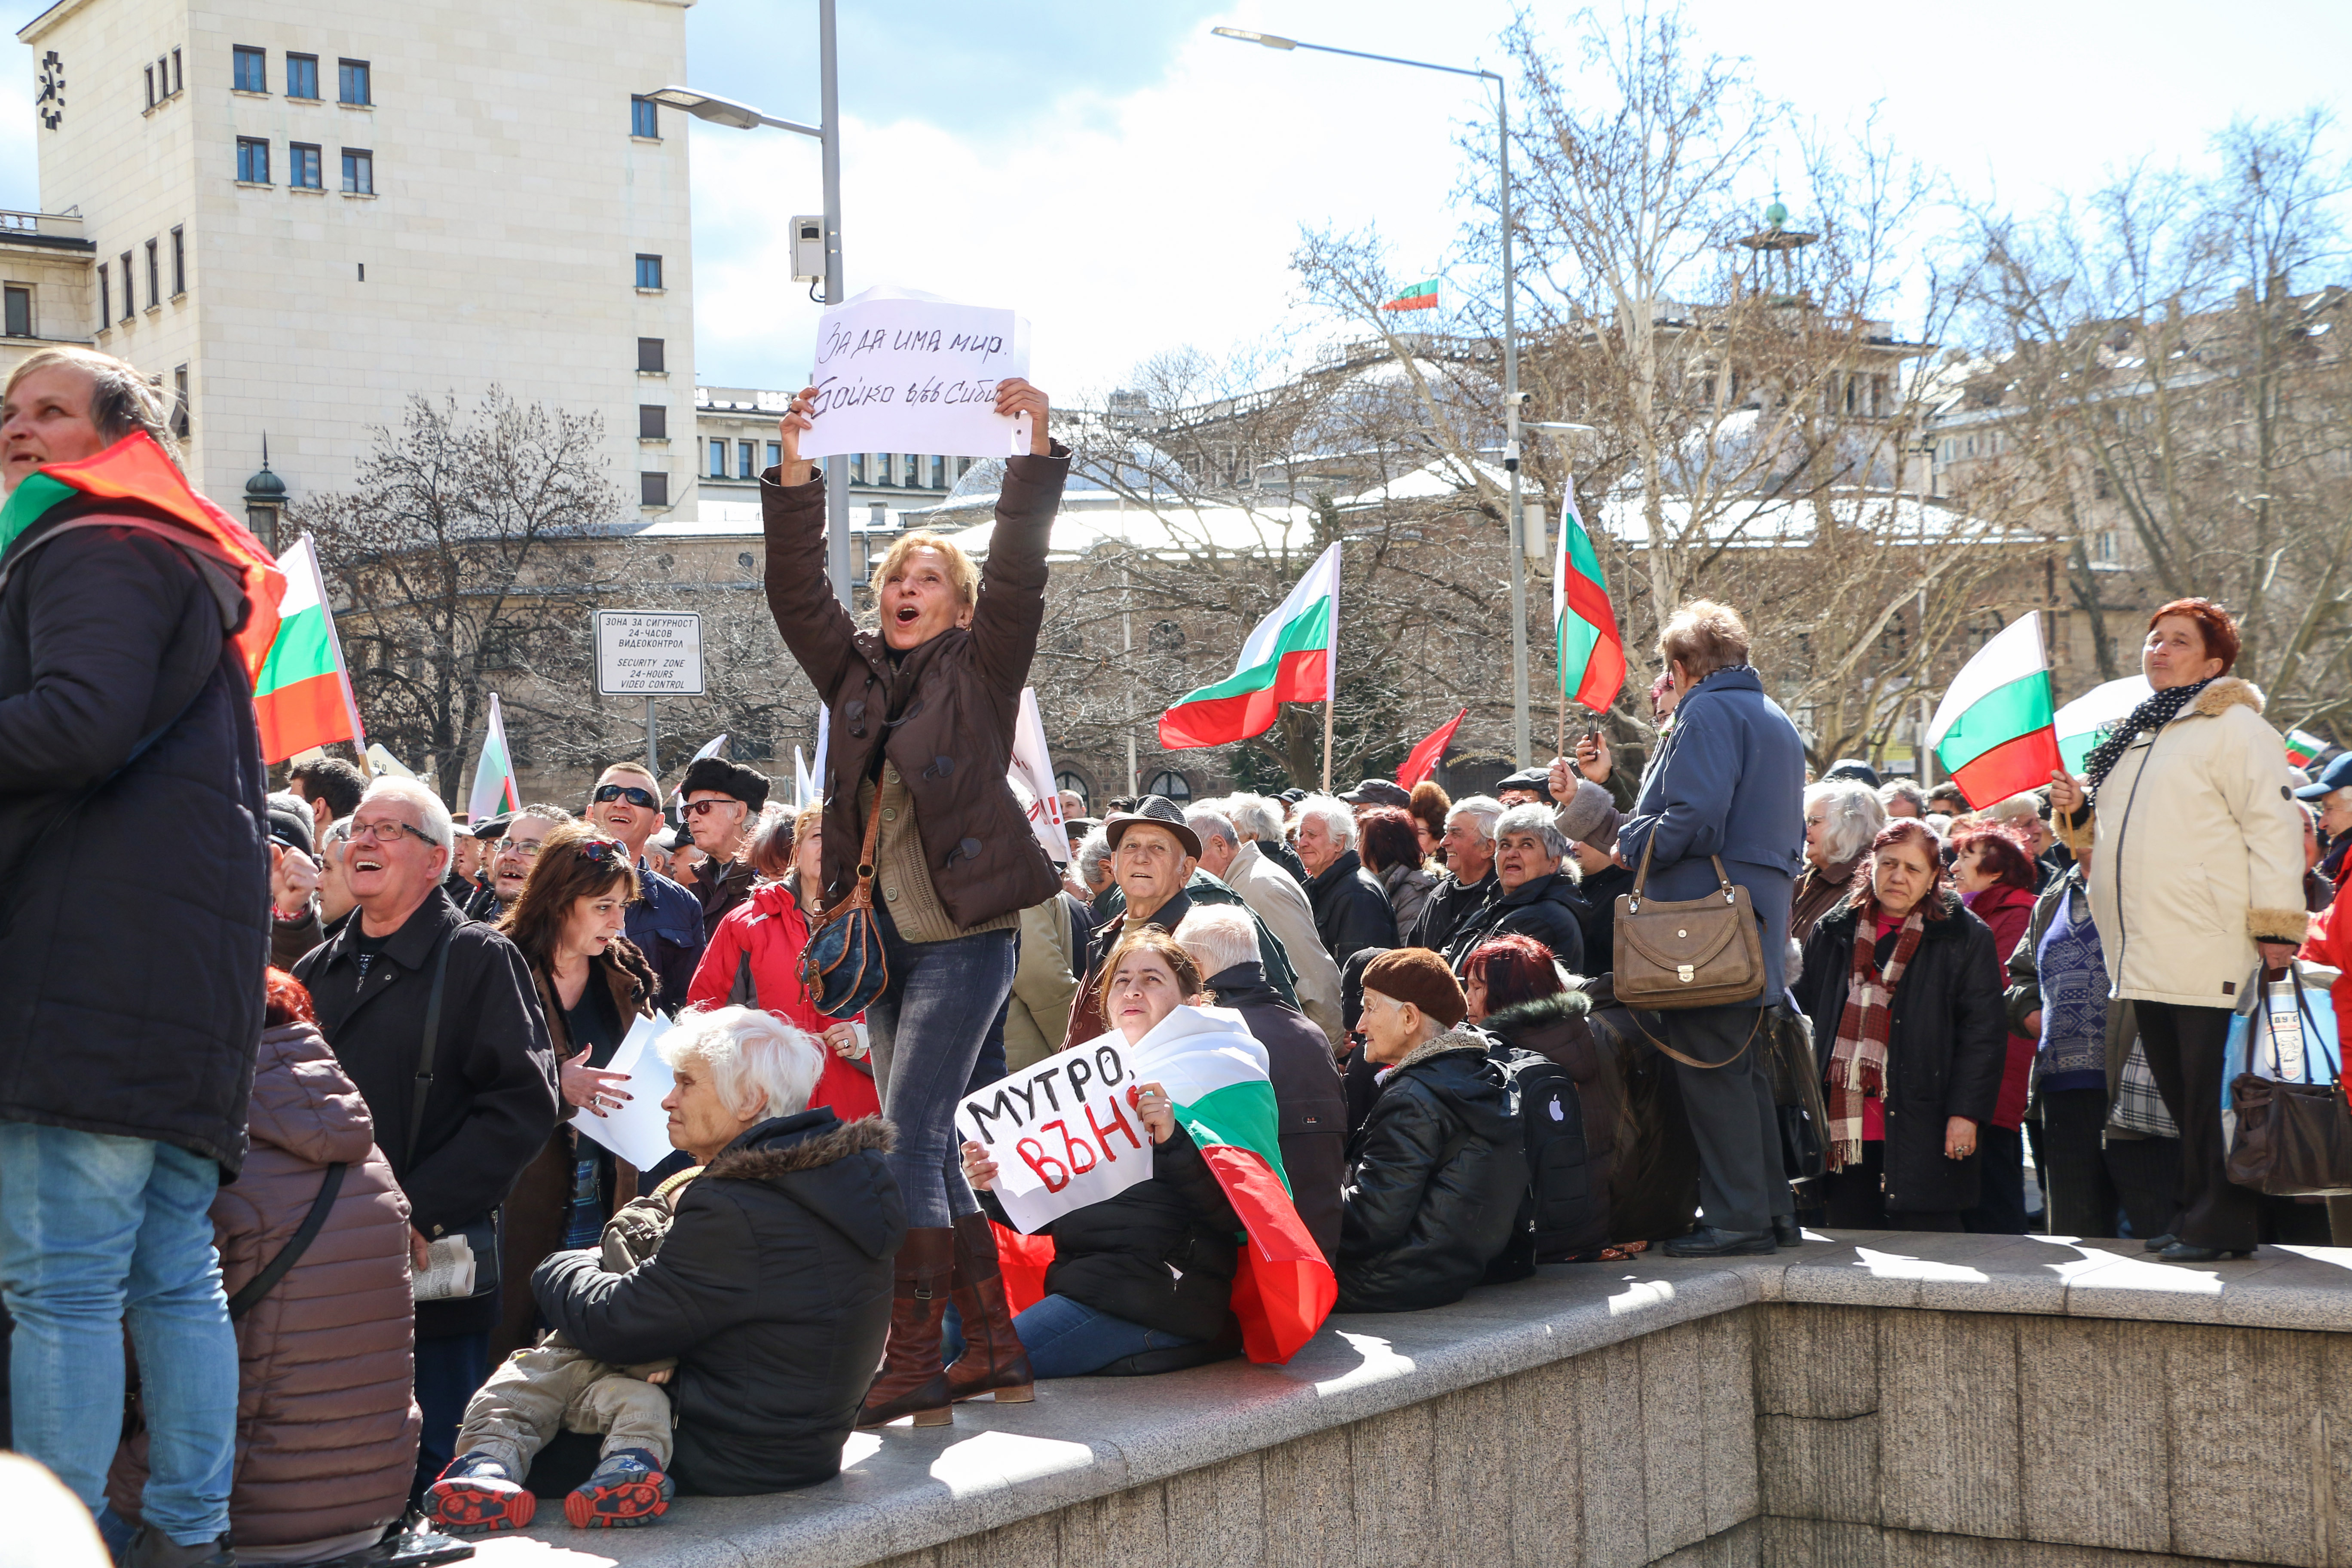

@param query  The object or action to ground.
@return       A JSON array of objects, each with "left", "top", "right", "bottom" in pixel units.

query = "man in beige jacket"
[
  {"left": 1191, "top": 805, "right": 1346, "bottom": 1045},
  {"left": 1003, "top": 892, "right": 1084, "bottom": 1073}
]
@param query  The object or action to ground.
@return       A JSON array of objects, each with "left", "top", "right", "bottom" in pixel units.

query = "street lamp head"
[
  {"left": 1526, "top": 421, "right": 1598, "bottom": 435},
  {"left": 646, "top": 86, "right": 765, "bottom": 130},
  {"left": 1211, "top": 26, "right": 1297, "bottom": 49}
]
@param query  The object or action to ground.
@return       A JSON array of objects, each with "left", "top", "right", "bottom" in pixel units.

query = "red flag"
[{"left": 1396, "top": 708, "right": 1467, "bottom": 790}]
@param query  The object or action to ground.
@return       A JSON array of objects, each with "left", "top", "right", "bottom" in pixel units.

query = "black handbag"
[
  {"left": 1766, "top": 1008, "right": 1829, "bottom": 1182},
  {"left": 406, "top": 931, "right": 500, "bottom": 1301},
  {"left": 2225, "top": 968, "right": 2352, "bottom": 1197},
  {"left": 799, "top": 798, "right": 890, "bottom": 1020}
]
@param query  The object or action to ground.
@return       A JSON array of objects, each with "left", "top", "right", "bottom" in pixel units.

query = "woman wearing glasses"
[{"left": 763, "top": 377, "right": 1068, "bottom": 1429}]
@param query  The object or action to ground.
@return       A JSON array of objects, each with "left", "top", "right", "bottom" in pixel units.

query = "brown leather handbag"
[{"left": 1611, "top": 836, "right": 1768, "bottom": 1012}]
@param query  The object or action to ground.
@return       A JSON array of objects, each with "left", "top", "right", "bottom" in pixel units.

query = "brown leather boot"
[
  {"left": 943, "top": 1211, "right": 1035, "bottom": 1404},
  {"left": 857, "top": 1225, "right": 954, "bottom": 1429}
]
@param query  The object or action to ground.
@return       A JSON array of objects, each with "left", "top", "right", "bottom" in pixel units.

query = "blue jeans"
[
  {"left": 0, "top": 1124, "right": 237, "bottom": 1546},
  {"left": 1013, "top": 1294, "right": 1194, "bottom": 1378},
  {"left": 866, "top": 908, "right": 1016, "bottom": 1228}
]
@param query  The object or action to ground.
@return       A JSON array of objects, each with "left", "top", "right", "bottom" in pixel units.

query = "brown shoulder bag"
[{"left": 1611, "top": 835, "right": 1767, "bottom": 1013}]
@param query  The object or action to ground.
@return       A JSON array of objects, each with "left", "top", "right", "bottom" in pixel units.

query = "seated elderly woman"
[
  {"left": 1440, "top": 803, "right": 1589, "bottom": 973},
  {"left": 530, "top": 1006, "right": 900, "bottom": 1496}
]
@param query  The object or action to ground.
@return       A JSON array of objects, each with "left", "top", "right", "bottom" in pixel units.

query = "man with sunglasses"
[
  {"left": 587, "top": 763, "right": 705, "bottom": 1014},
  {"left": 679, "top": 755, "right": 769, "bottom": 929}
]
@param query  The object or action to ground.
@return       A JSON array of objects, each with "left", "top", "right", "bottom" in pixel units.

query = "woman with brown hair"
[
  {"left": 1406, "top": 781, "right": 1451, "bottom": 864},
  {"left": 1357, "top": 805, "right": 1439, "bottom": 941},
  {"left": 493, "top": 824, "right": 657, "bottom": 1357}
]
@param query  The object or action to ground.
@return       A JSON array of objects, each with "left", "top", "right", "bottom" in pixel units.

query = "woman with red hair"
[
  {"left": 2049, "top": 598, "right": 2307, "bottom": 1262},
  {"left": 1948, "top": 823, "right": 2042, "bottom": 1234}
]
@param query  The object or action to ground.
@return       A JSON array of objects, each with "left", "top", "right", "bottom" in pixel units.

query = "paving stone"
[
  {"left": 2013, "top": 1315, "right": 2170, "bottom": 1554},
  {"left": 1756, "top": 1412, "right": 1879, "bottom": 1525},
  {"left": 1642, "top": 1321, "right": 1712, "bottom": 1557},
  {"left": 1429, "top": 1377, "right": 1516, "bottom": 1567},
  {"left": 1875, "top": 1309, "right": 2021, "bottom": 1540},
  {"left": 1754, "top": 1302, "right": 1880, "bottom": 1418},
  {"left": 2165, "top": 1323, "right": 2327, "bottom": 1566},
  {"left": 1260, "top": 1422, "right": 1355, "bottom": 1568},
  {"left": 1163, "top": 1452, "right": 1266, "bottom": 1568},
  {"left": 1350, "top": 1400, "right": 1435, "bottom": 1568}
]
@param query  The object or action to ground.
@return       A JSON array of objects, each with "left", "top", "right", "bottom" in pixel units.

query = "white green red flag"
[
  {"left": 466, "top": 692, "right": 520, "bottom": 822},
  {"left": 2052, "top": 675, "right": 2152, "bottom": 775},
  {"left": 1926, "top": 614, "right": 2063, "bottom": 808},
  {"left": 2285, "top": 728, "right": 2331, "bottom": 768},
  {"left": 993, "top": 1006, "right": 1335, "bottom": 1364},
  {"left": 1381, "top": 279, "right": 1439, "bottom": 312},
  {"left": 1158, "top": 543, "right": 1339, "bottom": 750},
  {"left": 254, "top": 534, "right": 365, "bottom": 763},
  {"left": 1551, "top": 477, "right": 1626, "bottom": 712}
]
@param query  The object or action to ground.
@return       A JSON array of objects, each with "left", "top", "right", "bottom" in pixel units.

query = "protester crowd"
[{"left": 5, "top": 345, "right": 2348, "bottom": 1565}]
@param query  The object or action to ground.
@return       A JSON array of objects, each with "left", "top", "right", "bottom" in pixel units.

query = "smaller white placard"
[
  {"left": 799, "top": 287, "right": 1031, "bottom": 461},
  {"left": 955, "top": 1038, "right": 1152, "bottom": 1233},
  {"left": 573, "top": 1012, "right": 680, "bottom": 1172},
  {"left": 595, "top": 611, "right": 704, "bottom": 696}
]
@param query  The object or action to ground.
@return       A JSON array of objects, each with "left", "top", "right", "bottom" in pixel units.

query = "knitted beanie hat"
[{"left": 1361, "top": 947, "right": 1468, "bottom": 1029}]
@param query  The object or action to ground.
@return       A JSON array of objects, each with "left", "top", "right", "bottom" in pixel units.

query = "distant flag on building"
[
  {"left": 1159, "top": 543, "right": 1340, "bottom": 750},
  {"left": 467, "top": 692, "right": 521, "bottom": 823},
  {"left": 2285, "top": 727, "right": 2332, "bottom": 769},
  {"left": 253, "top": 533, "right": 365, "bottom": 764},
  {"left": 1381, "top": 279, "right": 1440, "bottom": 312},
  {"left": 1926, "top": 616, "right": 2064, "bottom": 809},
  {"left": 2052, "top": 676, "right": 2153, "bottom": 775},
  {"left": 1396, "top": 709, "right": 1467, "bottom": 791},
  {"left": 671, "top": 732, "right": 729, "bottom": 803},
  {"left": 1552, "top": 477, "right": 1626, "bottom": 713}
]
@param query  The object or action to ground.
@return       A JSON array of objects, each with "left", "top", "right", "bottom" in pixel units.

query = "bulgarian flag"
[
  {"left": 2053, "top": 675, "right": 2152, "bottom": 775},
  {"left": 1382, "top": 279, "right": 1439, "bottom": 312},
  {"left": 996, "top": 1006, "right": 1336, "bottom": 1365},
  {"left": 1926, "top": 614, "right": 2064, "bottom": 809},
  {"left": 1552, "top": 476, "right": 1626, "bottom": 712},
  {"left": 254, "top": 534, "right": 365, "bottom": 763},
  {"left": 2286, "top": 728, "right": 2332, "bottom": 768},
  {"left": 0, "top": 432, "right": 286, "bottom": 686},
  {"left": 467, "top": 692, "right": 521, "bottom": 821},
  {"left": 1159, "top": 543, "right": 1339, "bottom": 750}
]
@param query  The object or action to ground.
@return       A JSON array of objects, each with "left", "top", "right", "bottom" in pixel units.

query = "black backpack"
[{"left": 1481, "top": 1044, "right": 1608, "bottom": 1281}]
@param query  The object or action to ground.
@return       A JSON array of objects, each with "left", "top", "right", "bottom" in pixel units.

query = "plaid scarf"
[{"left": 1825, "top": 895, "right": 1927, "bottom": 1172}]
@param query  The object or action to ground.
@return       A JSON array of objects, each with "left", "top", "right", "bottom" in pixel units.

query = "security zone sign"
[{"left": 595, "top": 611, "right": 704, "bottom": 696}]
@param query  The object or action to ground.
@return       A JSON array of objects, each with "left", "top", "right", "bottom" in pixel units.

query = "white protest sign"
[
  {"left": 1009, "top": 687, "right": 1069, "bottom": 865},
  {"left": 800, "top": 286, "right": 1031, "bottom": 460},
  {"left": 574, "top": 1012, "right": 679, "bottom": 1172},
  {"left": 955, "top": 1037, "right": 1150, "bottom": 1233}
]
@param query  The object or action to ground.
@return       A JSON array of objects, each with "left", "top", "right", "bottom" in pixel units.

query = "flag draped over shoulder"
[
  {"left": 0, "top": 432, "right": 287, "bottom": 684},
  {"left": 993, "top": 1006, "right": 1335, "bottom": 1365}
]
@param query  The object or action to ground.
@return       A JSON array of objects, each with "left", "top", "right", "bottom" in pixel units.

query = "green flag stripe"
[
  {"left": 256, "top": 605, "right": 336, "bottom": 696},
  {"left": 1560, "top": 505, "right": 1601, "bottom": 579},
  {"left": 1173, "top": 1078, "right": 1291, "bottom": 1194},
  {"left": 1168, "top": 597, "right": 1332, "bottom": 707},
  {"left": 0, "top": 471, "right": 75, "bottom": 559},
  {"left": 1934, "top": 672, "right": 2055, "bottom": 774}
]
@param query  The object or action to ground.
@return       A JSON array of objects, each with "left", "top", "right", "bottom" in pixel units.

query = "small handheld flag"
[
  {"left": 1397, "top": 709, "right": 1467, "bottom": 790},
  {"left": 1551, "top": 477, "right": 1626, "bottom": 713},
  {"left": 1381, "top": 279, "right": 1440, "bottom": 312},
  {"left": 467, "top": 692, "right": 521, "bottom": 823},
  {"left": 1926, "top": 616, "right": 2063, "bottom": 809},
  {"left": 254, "top": 534, "right": 365, "bottom": 763},
  {"left": 2285, "top": 727, "right": 2332, "bottom": 769}
]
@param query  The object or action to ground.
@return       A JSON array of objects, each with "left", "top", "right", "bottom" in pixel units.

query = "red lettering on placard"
[
  {"left": 1041, "top": 1119, "right": 1097, "bottom": 1176},
  {"left": 1084, "top": 1096, "right": 1143, "bottom": 1159},
  {"left": 1016, "top": 1139, "right": 1069, "bottom": 1192}
]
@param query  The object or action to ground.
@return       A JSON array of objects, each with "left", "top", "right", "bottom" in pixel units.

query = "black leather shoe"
[
  {"left": 123, "top": 1529, "right": 236, "bottom": 1568},
  {"left": 1663, "top": 1226, "right": 1779, "bottom": 1258},
  {"left": 2142, "top": 1233, "right": 2176, "bottom": 1252},
  {"left": 1772, "top": 1216, "right": 1803, "bottom": 1248},
  {"left": 2159, "top": 1241, "right": 2254, "bottom": 1263}
]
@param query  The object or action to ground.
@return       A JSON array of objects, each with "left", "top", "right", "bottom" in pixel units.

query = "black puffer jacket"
[
  {"left": 1792, "top": 891, "right": 2008, "bottom": 1214},
  {"left": 533, "top": 1109, "right": 901, "bottom": 1495},
  {"left": 1204, "top": 962, "right": 1346, "bottom": 1264},
  {"left": 0, "top": 514, "right": 269, "bottom": 1169},
  {"left": 1307, "top": 849, "right": 1398, "bottom": 971},
  {"left": 1336, "top": 1031, "right": 1527, "bottom": 1312},
  {"left": 1443, "top": 869, "right": 1589, "bottom": 974},
  {"left": 988, "top": 1122, "right": 1241, "bottom": 1342},
  {"left": 1405, "top": 868, "right": 1495, "bottom": 953}
]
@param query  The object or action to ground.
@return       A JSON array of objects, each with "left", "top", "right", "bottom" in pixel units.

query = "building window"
[
  {"left": 707, "top": 439, "right": 726, "bottom": 478},
  {"left": 930, "top": 455, "right": 945, "bottom": 488},
  {"left": 904, "top": 454, "right": 920, "bottom": 488},
  {"left": 1145, "top": 770, "right": 1192, "bottom": 804},
  {"left": 956, "top": 457, "right": 972, "bottom": 478},
  {"left": 637, "top": 337, "right": 664, "bottom": 373},
  {"left": 3, "top": 285, "right": 30, "bottom": 338},
  {"left": 232, "top": 45, "right": 265, "bottom": 93},
  {"left": 172, "top": 364, "right": 190, "bottom": 438},
  {"left": 144, "top": 240, "right": 159, "bottom": 307},
  {"left": 285, "top": 53, "right": 318, "bottom": 99},
  {"left": 172, "top": 48, "right": 181, "bottom": 94},
  {"left": 738, "top": 440, "right": 755, "bottom": 480},
  {"left": 97, "top": 264, "right": 109, "bottom": 329},
  {"left": 1055, "top": 772, "right": 1090, "bottom": 812},
  {"left": 640, "top": 472, "right": 668, "bottom": 508},
  {"left": 118, "top": 251, "right": 134, "bottom": 317},
  {"left": 145, "top": 63, "right": 156, "bottom": 108},
  {"left": 634, "top": 254, "right": 662, "bottom": 290},
  {"left": 630, "top": 95, "right": 658, "bottom": 138},
  {"left": 169, "top": 226, "right": 185, "bottom": 295},
  {"left": 289, "top": 143, "right": 322, "bottom": 189},
  {"left": 637, "top": 404, "right": 666, "bottom": 440},
  {"left": 337, "top": 58, "right": 370, "bottom": 105},
  {"left": 340, "top": 148, "right": 372, "bottom": 193},
  {"left": 236, "top": 137, "right": 270, "bottom": 184},
  {"left": 765, "top": 440, "right": 781, "bottom": 470},
  {"left": 849, "top": 454, "right": 865, "bottom": 483}
]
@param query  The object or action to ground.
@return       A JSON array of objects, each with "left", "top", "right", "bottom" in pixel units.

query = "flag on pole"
[
  {"left": 467, "top": 693, "right": 521, "bottom": 822},
  {"left": 1926, "top": 616, "right": 2064, "bottom": 809},
  {"left": 1159, "top": 543, "right": 1340, "bottom": 749},
  {"left": 1381, "top": 279, "right": 1439, "bottom": 312},
  {"left": 365, "top": 744, "right": 416, "bottom": 781},
  {"left": 2285, "top": 727, "right": 2332, "bottom": 768},
  {"left": 1008, "top": 687, "right": 1070, "bottom": 864},
  {"left": 1397, "top": 708, "right": 1467, "bottom": 790},
  {"left": 670, "top": 733, "right": 729, "bottom": 803},
  {"left": 1552, "top": 478, "right": 1626, "bottom": 713},
  {"left": 253, "top": 534, "right": 364, "bottom": 763},
  {"left": 2053, "top": 676, "right": 2153, "bottom": 775}
]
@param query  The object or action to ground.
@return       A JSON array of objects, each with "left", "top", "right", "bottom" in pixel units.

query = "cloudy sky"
[{"left": 7, "top": 0, "right": 2351, "bottom": 404}]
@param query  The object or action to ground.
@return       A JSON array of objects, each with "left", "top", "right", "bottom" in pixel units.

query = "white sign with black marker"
[
  {"left": 954, "top": 1038, "right": 1150, "bottom": 1233},
  {"left": 797, "top": 285, "right": 1032, "bottom": 460}
]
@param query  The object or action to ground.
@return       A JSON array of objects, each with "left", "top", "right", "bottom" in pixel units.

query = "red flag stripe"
[
  {"left": 1947, "top": 727, "right": 2067, "bottom": 812},
  {"left": 1158, "top": 648, "right": 1328, "bottom": 750},
  {"left": 1199, "top": 1144, "right": 1335, "bottom": 1364}
]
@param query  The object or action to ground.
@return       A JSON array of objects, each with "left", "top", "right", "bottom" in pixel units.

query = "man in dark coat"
[
  {"left": 0, "top": 349, "right": 270, "bottom": 1565},
  {"left": 1173, "top": 906, "right": 1348, "bottom": 1264},
  {"left": 1443, "top": 804, "right": 1589, "bottom": 974},
  {"left": 295, "top": 776, "right": 561, "bottom": 1496},
  {"left": 1295, "top": 795, "right": 1398, "bottom": 969},
  {"left": 679, "top": 754, "right": 769, "bottom": 931},
  {"left": 1406, "top": 793, "right": 1503, "bottom": 953}
]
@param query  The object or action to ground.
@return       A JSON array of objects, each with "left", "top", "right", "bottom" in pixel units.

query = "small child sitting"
[{"left": 424, "top": 1166, "right": 699, "bottom": 1533}]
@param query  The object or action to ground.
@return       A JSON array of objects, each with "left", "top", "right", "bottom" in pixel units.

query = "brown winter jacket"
[
  {"left": 110, "top": 1023, "right": 419, "bottom": 1553},
  {"left": 760, "top": 450, "right": 1070, "bottom": 930}
]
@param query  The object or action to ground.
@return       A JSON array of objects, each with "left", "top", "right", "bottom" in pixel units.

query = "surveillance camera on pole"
[{"left": 790, "top": 216, "right": 825, "bottom": 283}]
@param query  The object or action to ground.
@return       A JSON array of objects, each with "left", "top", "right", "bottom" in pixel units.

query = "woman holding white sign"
[{"left": 766, "top": 377, "right": 1067, "bottom": 1427}]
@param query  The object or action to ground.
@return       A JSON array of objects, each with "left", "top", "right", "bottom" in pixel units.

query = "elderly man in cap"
[
  {"left": 1188, "top": 803, "right": 1344, "bottom": 1044},
  {"left": 1551, "top": 779, "right": 1629, "bottom": 976},
  {"left": 456, "top": 815, "right": 506, "bottom": 919},
  {"left": 1338, "top": 778, "right": 1412, "bottom": 812},
  {"left": 1495, "top": 767, "right": 1553, "bottom": 808},
  {"left": 679, "top": 755, "right": 770, "bottom": 928}
]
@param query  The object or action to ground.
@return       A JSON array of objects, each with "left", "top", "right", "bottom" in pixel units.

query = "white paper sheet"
[
  {"left": 574, "top": 1011, "right": 680, "bottom": 1172},
  {"left": 798, "top": 287, "right": 1031, "bottom": 460},
  {"left": 954, "top": 1038, "right": 1152, "bottom": 1233}
]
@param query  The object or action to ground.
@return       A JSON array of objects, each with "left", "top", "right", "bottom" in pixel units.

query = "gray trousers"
[
  {"left": 454, "top": 1338, "right": 674, "bottom": 1474},
  {"left": 1664, "top": 1004, "right": 1788, "bottom": 1236}
]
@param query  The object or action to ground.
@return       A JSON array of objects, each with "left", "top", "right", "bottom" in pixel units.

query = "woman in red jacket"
[
  {"left": 1951, "top": 821, "right": 2042, "bottom": 1234},
  {"left": 685, "top": 803, "right": 879, "bottom": 1122}
]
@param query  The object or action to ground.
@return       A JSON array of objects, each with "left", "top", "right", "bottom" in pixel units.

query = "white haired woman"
[
  {"left": 1794, "top": 781, "right": 1884, "bottom": 948},
  {"left": 531, "top": 1007, "right": 901, "bottom": 1496}
]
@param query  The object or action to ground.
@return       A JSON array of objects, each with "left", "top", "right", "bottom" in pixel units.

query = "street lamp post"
[
  {"left": 649, "top": 0, "right": 853, "bottom": 603},
  {"left": 1213, "top": 27, "right": 1533, "bottom": 764}
]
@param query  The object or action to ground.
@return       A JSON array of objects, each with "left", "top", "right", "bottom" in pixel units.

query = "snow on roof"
[{"left": 1596, "top": 488, "right": 2038, "bottom": 549}]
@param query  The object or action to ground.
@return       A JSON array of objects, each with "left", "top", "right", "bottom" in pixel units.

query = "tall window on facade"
[
  {"left": 172, "top": 365, "right": 190, "bottom": 438},
  {"left": 634, "top": 254, "right": 663, "bottom": 290},
  {"left": 738, "top": 441, "right": 755, "bottom": 479},
  {"left": 96, "top": 265, "right": 109, "bottom": 329},
  {"left": 640, "top": 472, "right": 668, "bottom": 508},
  {"left": 341, "top": 149, "right": 372, "bottom": 194},
  {"left": 1145, "top": 770, "right": 1192, "bottom": 803},
  {"left": 118, "top": 251, "right": 133, "bottom": 317},
  {"left": 144, "top": 64, "right": 156, "bottom": 108},
  {"left": 172, "top": 48, "right": 181, "bottom": 93},
  {"left": 930, "top": 455, "right": 945, "bottom": 488},
  {"left": 630, "top": 96, "right": 658, "bottom": 137},
  {"left": 3, "top": 285, "right": 30, "bottom": 338},
  {"left": 337, "top": 59, "right": 370, "bottom": 105},
  {"left": 144, "top": 240, "right": 159, "bottom": 307},
  {"left": 289, "top": 143, "right": 322, "bottom": 190},
  {"left": 285, "top": 53, "right": 318, "bottom": 98},
  {"left": 638, "top": 404, "right": 667, "bottom": 440},
  {"left": 236, "top": 137, "right": 269, "bottom": 184},
  {"left": 850, "top": 454, "right": 865, "bottom": 483},
  {"left": 903, "top": 453, "right": 920, "bottom": 488},
  {"left": 765, "top": 440, "right": 781, "bottom": 470},
  {"left": 232, "top": 46, "right": 265, "bottom": 92},
  {"left": 169, "top": 226, "right": 185, "bottom": 295},
  {"left": 707, "top": 439, "right": 726, "bottom": 477},
  {"left": 637, "top": 337, "right": 665, "bottom": 373}
]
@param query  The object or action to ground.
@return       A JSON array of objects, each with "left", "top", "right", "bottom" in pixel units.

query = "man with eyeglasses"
[
  {"left": 484, "top": 805, "right": 572, "bottom": 917},
  {"left": 679, "top": 755, "right": 769, "bottom": 929},
  {"left": 586, "top": 762, "right": 705, "bottom": 1013},
  {"left": 293, "top": 776, "right": 560, "bottom": 1498}
]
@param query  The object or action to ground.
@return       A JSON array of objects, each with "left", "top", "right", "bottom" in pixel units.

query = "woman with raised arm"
[{"left": 762, "top": 379, "right": 1068, "bottom": 1428}]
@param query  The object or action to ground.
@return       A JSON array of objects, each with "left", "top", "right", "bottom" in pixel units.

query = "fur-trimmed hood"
[
  {"left": 1393, "top": 1026, "right": 1493, "bottom": 1075},
  {"left": 704, "top": 1112, "right": 895, "bottom": 1182},
  {"left": 2184, "top": 675, "right": 2265, "bottom": 720},
  {"left": 1480, "top": 989, "right": 1593, "bottom": 1038},
  {"left": 701, "top": 1109, "right": 902, "bottom": 1261}
]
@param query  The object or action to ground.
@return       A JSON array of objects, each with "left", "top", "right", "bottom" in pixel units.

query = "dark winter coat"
[
  {"left": 1581, "top": 977, "right": 1702, "bottom": 1245},
  {"left": 1792, "top": 891, "right": 2009, "bottom": 1214},
  {"left": 1791, "top": 858, "right": 1862, "bottom": 949},
  {"left": 1481, "top": 989, "right": 1619, "bottom": 1246},
  {"left": 1307, "top": 848, "right": 1399, "bottom": 971},
  {"left": 1572, "top": 861, "right": 1633, "bottom": 978},
  {"left": 1963, "top": 881, "right": 2039, "bottom": 1131},
  {"left": 762, "top": 452, "right": 1069, "bottom": 929},
  {"left": 1204, "top": 962, "right": 1347, "bottom": 1264},
  {"left": 1335, "top": 1031, "right": 1527, "bottom": 1312},
  {"left": 535, "top": 1109, "right": 901, "bottom": 1495},
  {"left": 0, "top": 512, "right": 268, "bottom": 1169},
  {"left": 625, "top": 860, "right": 705, "bottom": 1016},
  {"left": 1405, "top": 867, "right": 1495, "bottom": 954},
  {"left": 107, "top": 1023, "right": 418, "bottom": 1554},
  {"left": 690, "top": 856, "right": 759, "bottom": 931},
  {"left": 1443, "top": 868, "right": 1589, "bottom": 974},
  {"left": 295, "top": 889, "right": 562, "bottom": 1337}
]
